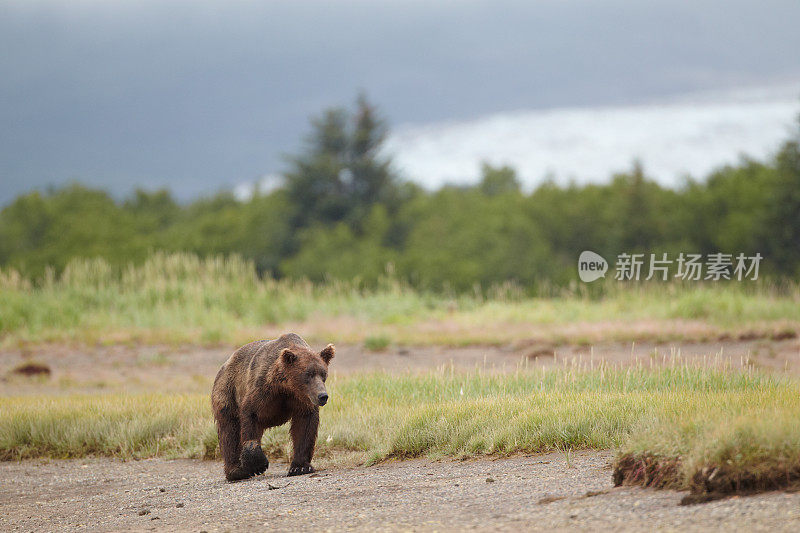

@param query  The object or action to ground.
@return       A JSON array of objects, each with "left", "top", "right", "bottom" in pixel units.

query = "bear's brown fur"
[{"left": 211, "top": 333, "right": 334, "bottom": 481}]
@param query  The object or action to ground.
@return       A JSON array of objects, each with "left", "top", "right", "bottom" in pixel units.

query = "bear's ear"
[
  {"left": 320, "top": 344, "right": 335, "bottom": 364},
  {"left": 281, "top": 348, "right": 297, "bottom": 365}
]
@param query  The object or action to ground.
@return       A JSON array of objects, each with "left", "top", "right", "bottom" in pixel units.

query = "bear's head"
[{"left": 278, "top": 343, "right": 335, "bottom": 408}]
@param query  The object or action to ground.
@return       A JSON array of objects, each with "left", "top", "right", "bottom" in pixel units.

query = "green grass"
[
  {"left": 364, "top": 334, "right": 391, "bottom": 351},
  {"left": 2, "top": 365, "right": 799, "bottom": 496},
  {"left": 1, "top": 253, "right": 799, "bottom": 347}
]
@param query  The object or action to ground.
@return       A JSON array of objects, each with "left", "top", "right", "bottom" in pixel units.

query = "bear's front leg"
[
  {"left": 240, "top": 440, "right": 268, "bottom": 476},
  {"left": 288, "top": 410, "right": 319, "bottom": 476},
  {"left": 238, "top": 407, "right": 268, "bottom": 477}
]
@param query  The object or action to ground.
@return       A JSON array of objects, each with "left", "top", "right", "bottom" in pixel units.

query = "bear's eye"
[
  {"left": 304, "top": 370, "right": 314, "bottom": 382},
  {"left": 321, "top": 372, "right": 327, "bottom": 382}
]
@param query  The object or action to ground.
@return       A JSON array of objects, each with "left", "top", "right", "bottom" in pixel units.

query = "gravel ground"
[
  {"left": 2, "top": 451, "right": 800, "bottom": 532},
  {"left": 3, "top": 339, "right": 800, "bottom": 531}
]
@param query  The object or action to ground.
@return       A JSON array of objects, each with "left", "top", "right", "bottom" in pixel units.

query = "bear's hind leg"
[{"left": 217, "top": 413, "right": 250, "bottom": 482}]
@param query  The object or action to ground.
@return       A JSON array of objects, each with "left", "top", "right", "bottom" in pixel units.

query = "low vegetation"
[
  {"left": 1, "top": 253, "right": 799, "bottom": 347},
  {"left": 2, "top": 364, "right": 798, "bottom": 499}
]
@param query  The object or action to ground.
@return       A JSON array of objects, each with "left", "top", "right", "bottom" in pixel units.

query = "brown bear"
[{"left": 211, "top": 333, "right": 334, "bottom": 481}]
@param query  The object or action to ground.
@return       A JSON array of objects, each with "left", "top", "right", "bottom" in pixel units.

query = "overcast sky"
[{"left": 2, "top": 0, "right": 800, "bottom": 204}]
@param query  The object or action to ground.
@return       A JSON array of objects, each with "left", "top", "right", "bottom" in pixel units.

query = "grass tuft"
[{"left": 364, "top": 334, "right": 391, "bottom": 351}]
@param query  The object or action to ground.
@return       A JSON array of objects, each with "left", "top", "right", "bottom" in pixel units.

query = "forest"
[{"left": 2, "top": 96, "right": 799, "bottom": 290}]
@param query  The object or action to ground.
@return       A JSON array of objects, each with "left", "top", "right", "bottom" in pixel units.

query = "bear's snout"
[{"left": 317, "top": 392, "right": 329, "bottom": 406}]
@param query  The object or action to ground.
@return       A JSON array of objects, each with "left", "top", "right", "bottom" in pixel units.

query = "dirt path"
[
  {"left": 3, "top": 337, "right": 799, "bottom": 395},
  {"left": 2, "top": 451, "right": 799, "bottom": 532}
]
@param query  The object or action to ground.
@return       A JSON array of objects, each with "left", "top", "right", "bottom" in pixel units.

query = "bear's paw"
[
  {"left": 288, "top": 463, "right": 315, "bottom": 477},
  {"left": 240, "top": 441, "right": 269, "bottom": 476}
]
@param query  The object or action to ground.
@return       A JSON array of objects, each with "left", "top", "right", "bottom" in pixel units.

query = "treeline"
[{"left": 1, "top": 96, "right": 799, "bottom": 290}]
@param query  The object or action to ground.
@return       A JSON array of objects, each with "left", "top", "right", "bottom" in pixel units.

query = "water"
[{"left": 384, "top": 83, "right": 800, "bottom": 190}]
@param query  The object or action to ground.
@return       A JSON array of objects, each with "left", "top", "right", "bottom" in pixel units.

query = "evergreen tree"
[
  {"left": 479, "top": 163, "right": 521, "bottom": 196},
  {"left": 765, "top": 136, "right": 800, "bottom": 275},
  {"left": 283, "top": 94, "right": 399, "bottom": 232}
]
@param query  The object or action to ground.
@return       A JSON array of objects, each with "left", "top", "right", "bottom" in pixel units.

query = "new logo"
[{"left": 578, "top": 251, "right": 608, "bottom": 282}]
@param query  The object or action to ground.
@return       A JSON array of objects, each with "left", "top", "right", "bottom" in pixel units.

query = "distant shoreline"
[{"left": 384, "top": 82, "right": 800, "bottom": 191}]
